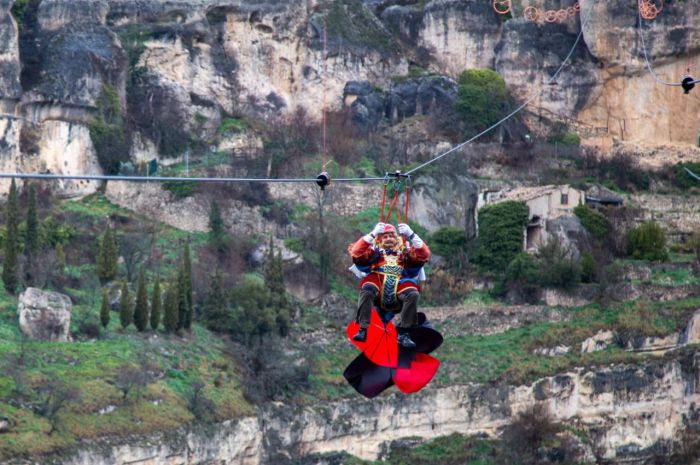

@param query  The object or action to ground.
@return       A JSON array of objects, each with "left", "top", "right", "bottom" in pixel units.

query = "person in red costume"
[{"left": 348, "top": 222, "right": 431, "bottom": 348}]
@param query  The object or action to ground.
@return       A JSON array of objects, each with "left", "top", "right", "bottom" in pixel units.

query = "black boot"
[
  {"left": 398, "top": 330, "right": 416, "bottom": 348},
  {"left": 353, "top": 327, "right": 368, "bottom": 342}
]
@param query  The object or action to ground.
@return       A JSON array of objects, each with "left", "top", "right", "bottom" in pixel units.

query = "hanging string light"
[
  {"left": 639, "top": 0, "right": 664, "bottom": 20},
  {"left": 492, "top": 0, "right": 512, "bottom": 15},
  {"left": 523, "top": 2, "right": 580, "bottom": 24}
]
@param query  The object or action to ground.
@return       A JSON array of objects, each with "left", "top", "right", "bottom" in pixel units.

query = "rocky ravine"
[{"left": 17, "top": 350, "right": 698, "bottom": 465}]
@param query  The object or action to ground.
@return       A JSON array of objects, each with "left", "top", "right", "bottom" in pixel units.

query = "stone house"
[{"left": 477, "top": 185, "right": 585, "bottom": 251}]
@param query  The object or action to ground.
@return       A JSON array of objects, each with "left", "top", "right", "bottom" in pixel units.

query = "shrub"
[
  {"left": 456, "top": 68, "right": 510, "bottom": 136},
  {"left": 262, "top": 106, "right": 319, "bottom": 177},
  {"left": 242, "top": 342, "right": 311, "bottom": 403},
  {"left": 574, "top": 204, "right": 611, "bottom": 243},
  {"left": 422, "top": 268, "right": 473, "bottom": 305},
  {"left": 536, "top": 235, "right": 581, "bottom": 290},
  {"left": 473, "top": 201, "right": 529, "bottom": 273},
  {"left": 283, "top": 237, "right": 304, "bottom": 254},
  {"left": 581, "top": 151, "right": 649, "bottom": 191},
  {"left": 627, "top": 221, "right": 668, "bottom": 262},
  {"left": 580, "top": 251, "right": 598, "bottom": 283},
  {"left": 673, "top": 162, "right": 700, "bottom": 189},
  {"left": 163, "top": 180, "right": 197, "bottom": 199},
  {"left": 218, "top": 117, "right": 247, "bottom": 135},
  {"left": 502, "top": 252, "right": 540, "bottom": 303},
  {"left": 688, "top": 229, "right": 700, "bottom": 268},
  {"left": 548, "top": 131, "right": 581, "bottom": 146},
  {"left": 430, "top": 227, "right": 468, "bottom": 270}
]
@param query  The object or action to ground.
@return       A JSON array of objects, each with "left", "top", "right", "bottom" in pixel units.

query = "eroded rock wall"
[
  {"left": 27, "top": 353, "right": 699, "bottom": 465},
  {"left": 1, "top": 0, "right": 699, "bottom": 199}
]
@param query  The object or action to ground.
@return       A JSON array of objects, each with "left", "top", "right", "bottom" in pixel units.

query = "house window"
[{"left": 560, "top": 193, "right": 569, "bottom": 205}]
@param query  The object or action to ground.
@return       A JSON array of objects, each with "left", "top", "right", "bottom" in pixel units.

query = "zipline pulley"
[
  {"left": 316, "top": 171, "right": 331, "bottom": 190},
  {"left": 682, "top": 75, "right": 695, "bottom": 94}
]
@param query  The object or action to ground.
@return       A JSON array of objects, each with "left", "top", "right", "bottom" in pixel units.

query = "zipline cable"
[
  {"left": 404, "top": 0, "right": 596, "bottom": 176},
  {"left": 684, "top": 166, "right": 700, "bottom": 183},
  {"left": 638, "top": 3, "right": 683, "bottom": 87},
  {"left": 0, "top": 172, "right": 388, "bottom": 184}
]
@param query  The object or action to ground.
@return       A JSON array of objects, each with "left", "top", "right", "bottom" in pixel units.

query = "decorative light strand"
[
  {"left": 492, "top": 0, "right": 512, "bottom": 15},
  {"left": 524, "top": 2, "right": 580, "bottom": 24},
  {"left": 639, "top": 0, "right": 664, "bottom": 20}
]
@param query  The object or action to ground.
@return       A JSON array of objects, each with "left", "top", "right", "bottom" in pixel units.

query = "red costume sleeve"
[
  {"left": 348, "top": 237, "right": 374, "bottom": 264},
  {"left": 406, "top": 242, "right": 431, "bottom": 265}
]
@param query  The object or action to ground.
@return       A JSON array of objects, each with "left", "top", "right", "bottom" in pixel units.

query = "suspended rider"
[{"left": 348, "top": 222, "right": 431, "bottom": 348}]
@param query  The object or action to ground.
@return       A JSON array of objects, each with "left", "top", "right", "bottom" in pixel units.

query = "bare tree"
[
  {"left": 34, "top": 379, "right": 80, "bottom": 434},
  {"left": 113, "top": 357, "right": 159, "bottom": 403},
  {"left": 187, "top": 380, "right": 216, "bottom": 422},
  {"left": 119, "top": 226, "right": 157, "bottom": 282}
]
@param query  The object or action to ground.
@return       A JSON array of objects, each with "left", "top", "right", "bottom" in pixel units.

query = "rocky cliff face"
[
  {"left": 22, "top": 350, "right": 697, "bottom": 465},
  {"left": 0, "top": 0, "right": 699, "bottom": 197}
]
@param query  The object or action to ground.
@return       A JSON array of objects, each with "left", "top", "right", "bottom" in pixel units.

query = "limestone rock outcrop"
[
  {"left": 1, "top": 0, "right": 699, "bottom": 199},
  {"left": 17, "top": 287, "right": 72, "bottom": 342},
  {"left": 0, "top": 0, "right": 21, "bottom": 100},
  {"left": 104, "top": 180, "right": 267, "bottom": 236},
  {"left": 411, "top": 172, "right": 479, "bottom": 235},
  {"left": 21, "top": 352, "right": 700, "bottom": 465}
]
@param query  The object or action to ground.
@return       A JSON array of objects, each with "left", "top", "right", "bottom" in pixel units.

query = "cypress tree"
[
  {"left": 208, "top": 200, "right": 227, "bottom": 252},
  {"left": 202, "top": 271, "right": 230, "bottom": 332},
  {"left": 150, "top": 276, "right": 161, "bottom": 331},
  {"left": 134, "top": 266, "right": 149, "bottom": 331},
  {"left": 55, "top": 243, "right": 66, "bottom": 283},
  {"left": 119, "top": 281, "right": 132, "bottom": 329},
  {"left": 2, "top": 179, "right": 19, "bottom": 294},
  {"left": 163, "top": 282, "right": 179, "bottom": 333},
  {"left": 264, "top": 240, "right": 287, "bottom": 305},
  {"left": 181, "top": 243, "right": 193, "bottom": 330},
  {"left": 24, "top": 184, "right": 38, "bottom": 286},
  {"left": 97, "top": 226, "right": 118, "bottom": 283},
  {"left": 264, "top": 240, "right": 290, "bottom": 336},
  {"left": 25, "top": 184, "right": 38, "bottom": 255},
  {"left": 100, "top": 289, "right": 110, "bottom": 329},
  {"left": 177, "top": 269, "right": 189, "bottom": 331}
]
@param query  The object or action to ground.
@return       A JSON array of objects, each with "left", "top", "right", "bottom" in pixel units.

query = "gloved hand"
[
  {"left": 398, "top": 223, "right": 424, "bottom": 248},
  {"left": 370, "top": 222, "right": 385, "bottom": 237},
  {"left": 398, "top": 223, "right": 413, "bottom": 237},
  {"left": 364, "top": 222, "right": 385, "bottom": 243}
]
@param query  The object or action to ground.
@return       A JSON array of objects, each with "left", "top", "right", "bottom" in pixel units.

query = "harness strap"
[
  {"left": 385, "top": 191, "right": 400, "bottom": 224},
  {"left": 379, "top": 182, "right": 388, "bottom": 222}
]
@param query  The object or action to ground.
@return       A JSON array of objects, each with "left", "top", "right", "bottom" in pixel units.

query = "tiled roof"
[{"left": 499, "top": 185, "right": 566, "bottom": 202}]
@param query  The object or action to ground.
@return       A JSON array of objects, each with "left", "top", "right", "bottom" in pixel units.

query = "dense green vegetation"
[
  {"left": 627, "top": 221, "right": 668, "bottom": 262},
  {"left": 472, "top": 201, "right": 529, "bottom": 273},
  {"left": 89, "top": 86, "right": 129, "bottom": 175},
  {"left": 673, "top": 161, "right": 700, "bottom": 189},
  {"left": 548, "top": 131, "right": 581, "bottom": 146},
  {"left": 574, "top": 204, "right": 611, "bottom": 243},
  {"left": 456, "top": 69, "right": 510, "bottom": 136}
]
